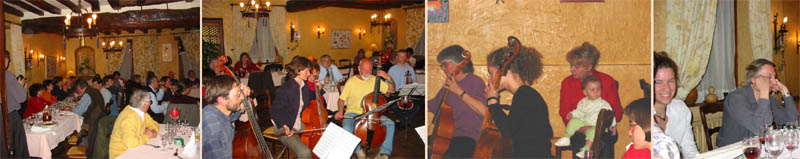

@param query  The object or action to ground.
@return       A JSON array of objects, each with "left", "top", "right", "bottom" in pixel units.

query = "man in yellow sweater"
[{"left": 109, "top": 89, "right": 160, "bottom": 158}]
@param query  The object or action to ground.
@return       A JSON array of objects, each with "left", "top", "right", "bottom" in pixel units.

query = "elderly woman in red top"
[
  {"left": 24, "top": 84, "right": 52, "bottom": 118},
  {"left": 233, "top": 52, "right": 261, "bottom": 77},
  {"left": 557, "top": 42, "right": 623, "bottom": 157}
]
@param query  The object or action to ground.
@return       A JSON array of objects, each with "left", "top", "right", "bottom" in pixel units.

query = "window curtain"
[
  {"left": 6, "top": 24, "right": 23, "bottom": 75},
  {"left": 749, "top": 0, "right": 772, "bottom": 60},
  {"left": 665, "top": 0, "right": 718, "bottom": 100},
  {"left": 249, "top": 17, "right": 276, "bottom": 62},
  {"left": 695, "top": 0, "right": 736, "bottom": 103},
  {"left": 118, "top": 42, "right": 133, "bottom": 80}
]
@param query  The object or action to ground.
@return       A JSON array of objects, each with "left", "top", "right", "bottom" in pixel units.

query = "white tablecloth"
[
  {"left": 698, "top": 139, "right": 800, "bottom": 159},
  {"left": 25, "top": 111, "right": 83, "bottom": 159},
  {"left": 117, "top": 125, "right": 201, "bottom": 159}
]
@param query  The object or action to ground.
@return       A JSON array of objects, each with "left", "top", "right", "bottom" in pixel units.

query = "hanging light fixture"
[
  {"left": 237, "top": 0, "right": 271, "bottom": 18},
  {"left": 370, "top": 11, "right": 392, "bottom": 32},
  {"left": 64, "top": 0, "right": 98, "bottom": 38}
]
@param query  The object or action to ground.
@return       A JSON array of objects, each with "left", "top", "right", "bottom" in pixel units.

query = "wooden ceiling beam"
[
  {"left": 57, "top": 0, "right": 81, "bottom": 13},
  {"left": 7, "top": 1, "right": 43, "bottom": 16},
  {"left": 2, "top": 5, "right": 23, "bottom": 17},
  {"left": 85, "top": 0, "right": 99, "bottom": 12},
  {"left": 24, "top": 0, "right": 60, "bottom": 14},
  {"left": 21, "top": 8, "right": 200, "bottom": 34}
]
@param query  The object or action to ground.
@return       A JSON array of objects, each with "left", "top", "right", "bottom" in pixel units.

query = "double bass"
[
  {"left": 428, "top": 51, "right": 470, "bottom": 159},
  {"left": 354, "top": 57, "right": 388, "bottom": 150},
  {"left": 300, "top": 68, "right": 329, "bottom": 158},
  {"left": 216, "top": 56, "right": 273, "bottom": 159},
  {"left": 473, "top": 36, "right": 520, "bottom": 158}
]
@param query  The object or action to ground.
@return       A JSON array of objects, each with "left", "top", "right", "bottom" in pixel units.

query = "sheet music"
[
  {"left": 416, "top": 126, "right": 427, "bottom": 145},
  {"left": 313, "top": 124, "right": 361, "bottom": 159},
  {"left": 398, "top": 83, "right": 425, "bottom": 96}
]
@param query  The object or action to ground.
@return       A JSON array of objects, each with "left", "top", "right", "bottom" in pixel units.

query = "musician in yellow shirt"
[
  {"left": 334, "top": 58, "right": 395, "bottom": 159},
  {"left": 109, "top": 90, "right": 160, "bottom": 159}
]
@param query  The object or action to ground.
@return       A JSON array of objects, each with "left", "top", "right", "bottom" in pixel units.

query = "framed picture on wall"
[
  {"left": 428, "top": 0, "right": 448, "bottom": 23},
  {"left": 162, "top": 44, "right": 173, "bottom": 62},
  {"left": 331, "top": 29, "right": 352, "bottom": 49},
  {"left": 46, "top": 56, "right": 56, "bottom": 78}
]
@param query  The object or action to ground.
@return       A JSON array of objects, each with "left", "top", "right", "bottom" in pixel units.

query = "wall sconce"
[
  {"left": 316, "top": 25, "right": 325, "bottom": 38},
  {"left": 356, "top": 27, "right": 365, "bottom": 40},
  {"left": 774, "top": 14, "right": 788, "bottom": 52},
  {"left": 290, "top": 23, "right": 296, "bottom": 42},
  {"left": 58, "top": 56, "right": 65, "bottom": 63},
  {"left": 37, "top": 54, "right": 44, "bottom": 66}
]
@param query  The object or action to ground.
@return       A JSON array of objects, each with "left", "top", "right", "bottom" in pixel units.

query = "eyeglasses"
[{"left": 760, "top": 75, "right": 777, "bottom": 81}]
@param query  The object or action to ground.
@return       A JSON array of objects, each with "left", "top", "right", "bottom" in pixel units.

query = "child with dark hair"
[{"left": 622, "top": 98, "right": 652, "bottom": 159}]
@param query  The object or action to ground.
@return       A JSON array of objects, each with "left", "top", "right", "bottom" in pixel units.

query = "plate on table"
[{"left": 37, "top": 121, "right": 58, "bottom": 128}]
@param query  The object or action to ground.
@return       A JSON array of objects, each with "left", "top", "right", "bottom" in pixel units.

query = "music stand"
[{"left": 397, "top": 83, "right": 424, "bottom": 138}]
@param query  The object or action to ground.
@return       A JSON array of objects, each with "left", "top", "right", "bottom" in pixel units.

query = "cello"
[
  {"left": 428, "top": 51, "right": 470, "bottom": 159},
  {"left": 473, "top": 36, "right": 520, "bottom": 158},
  {"left": 299, "top": 68, "right": 329, "bottom": 158},
  {"left": 354, "top": 57, "right": 388, "bottom": 150},
  {"left": 216, "top": 56, "right": 273, "bottom": 159}
]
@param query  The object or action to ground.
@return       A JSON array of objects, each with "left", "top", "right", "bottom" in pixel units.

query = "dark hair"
[
  {"left": 358, "top": 49, "right": 365, "bottom": 55},
  {"left": 405, "top": 48, "right": 413, "bottom": 55},
  {"left": 239, "top": 53, "right": 252, "bottom": 65},
  {"left": 285, "top": 56, "right": 313, "bottom": 79},
  {"left": 74, "top": 79, "right": 88, "bottom": 89},
  {"left": 113, "top": 71, "right": 121, "bottom": 76},
  {"left": 204, "top": 75, "right": 238, "bottom": 105},
  {"left": 581, "top": 75, "right": 601, "bottom": 90},
  {"left": 103, "top": 75, "right": 114, "bottom": 84},
  {"left": 654, "top": 51, "right": 679, "bottom": 84},
  {"left": 487, "top": 44, "right": 543, "bottom": 85},
  {"left": 53, "top": 76, "right": 63, "bottom": 84},
  {"left": 43, "top": 80, "right": 53, "bottom": 89},
  {"left": 92, "top": 76, "right": 103, "bottom": 84},
  {"left": 436, "top": 45, "right": 474, "bottom": 73},
  {"left": 745, "top": 58, "right": 777, "bottom": 84},
  {"left": 160, "top": 76, "right": 169, "bottom": 83},
  {"left": 174, "top": 80, "right": 186, "bottom": 94},
  {"left": 625, "top": 98, "right": 651, "bottom": 142},
  {"left": 29, "top": 83, "right": 43, "bottom": 97},
  {"left": 146, "top": 76, "right": 158, "bottom": 85},
  {"left": 566, "top": 42, "right": 600, "bottom": 68}
]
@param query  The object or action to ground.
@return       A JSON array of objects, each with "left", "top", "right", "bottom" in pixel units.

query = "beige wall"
[{"left": 427, "top": 0, "right": 651, "bottom": 157}]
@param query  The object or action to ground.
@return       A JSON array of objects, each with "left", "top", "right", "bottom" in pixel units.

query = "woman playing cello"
[{"left": 269, "top": 56, "right": 318, "bottom": 158}]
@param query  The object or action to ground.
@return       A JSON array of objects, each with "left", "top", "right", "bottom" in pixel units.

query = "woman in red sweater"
[
  {"left": 24, "top": 84, "right": 52, "bottom": 119},
  {"left": 233, "top": 53, "right": 261, "bottom": 77}
]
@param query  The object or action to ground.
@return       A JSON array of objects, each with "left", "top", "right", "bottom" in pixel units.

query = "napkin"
[
  {"left": 31, "top": 126, "right": 51, "bottom": 133},
  {"left": 182, "top": 131, "right": 197, "bottom": 157},
  {"left": 696, "top": 144, "right": 743, "bottom": 159}
]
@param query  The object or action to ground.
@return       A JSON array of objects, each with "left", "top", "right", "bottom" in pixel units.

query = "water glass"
[
  {"left": 765, "top": 130, "right": 785, "bottom": 159},
  {"left": 786, "top": 129, "right": 799, "bottom": 159}
]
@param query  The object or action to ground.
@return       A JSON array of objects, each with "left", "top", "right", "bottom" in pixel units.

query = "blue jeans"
[{"left": 343, "top": 112, "right": 394, "bottom": 155}]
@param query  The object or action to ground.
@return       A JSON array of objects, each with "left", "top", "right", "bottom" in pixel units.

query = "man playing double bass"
[
  {"left": 427, "top": 45, "right": 487, "bottom": 158},
  {"left": 334, "top": 57, "right": 396, "bottom": 159},
  {"left": 202, "top": 75, "right": 251, "bottom": 158}
]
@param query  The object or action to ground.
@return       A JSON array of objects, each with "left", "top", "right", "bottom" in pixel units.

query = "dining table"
[
  {"left": 24, "top": 100, "right": 83, "bottom": 159},
  {"left": 117, "top": 124, "right": 201, "bottom": 159}
]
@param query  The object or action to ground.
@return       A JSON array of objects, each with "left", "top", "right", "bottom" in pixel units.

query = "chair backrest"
[
  {"left": 590, "top": 109, "right": 616, "bottom": 158},
  {"left": 339, "top": 59, "right": 352, "bottom": 67},
  {"left": 700, "top": 102, "right": 724, "bottom": 151}
]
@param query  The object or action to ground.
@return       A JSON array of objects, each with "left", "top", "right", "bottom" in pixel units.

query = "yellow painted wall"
[
  {"left": 286, "top": 7, "right": 408, "bottom": 62},
  {"left": 427, "top": 0, "right": 651, "bottom": 157},
  {"left": 771, "top": 0, "right": 800, "bottom": 95},
  {"left": 21, "top": 33, "right": 67, "bottom": 84},
  {"left": 202, "top": 0, "right": 414, "bottom": 65}
]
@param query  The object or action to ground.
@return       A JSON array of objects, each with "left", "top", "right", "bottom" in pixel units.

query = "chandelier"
[
  {"left": 238, "top": 0, "right": 271, "bottom": 18},
  {"left": 370, "top": 12, "right": 392, "bottom": 32},
  {"left": 63, "top": 1, "right": 98, "bottom": 40}
]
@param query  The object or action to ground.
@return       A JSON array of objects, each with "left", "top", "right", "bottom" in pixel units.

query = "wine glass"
[
  {"left": 786, "top": 129, "right": 799, "bottom": 159},
  {"left": 765, "top": 130, "right": 785, "bottom": 159},
  {"left": 161, "top": 134, "right": 170, "bottom": 152},
  {"left": 744, "top": 136, "right": 761, "bottom": 159},
  {"left": 762, "top": 124, "right": 774, "bottom": 145}
]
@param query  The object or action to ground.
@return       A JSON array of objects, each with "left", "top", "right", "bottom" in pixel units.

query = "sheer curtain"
[
  {"left": 750, "top": 0, "right": 773, "bottom": 60},
  {"left": 665, "top": 0, "right": 718, "bottom": 100},
  {"left": 695, "top": 0, "right": 736, "bottom": 103},
  {"left": 249, "top": 17, "right": 276, "bottom": 62}
]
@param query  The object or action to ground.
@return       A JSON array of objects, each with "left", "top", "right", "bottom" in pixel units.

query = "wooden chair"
[
  {"left": 339, "top": 59, "right": 352, "bottom": 68},
  {"left": 700, "top": 102, "right": 724, "bottom": 151}
]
